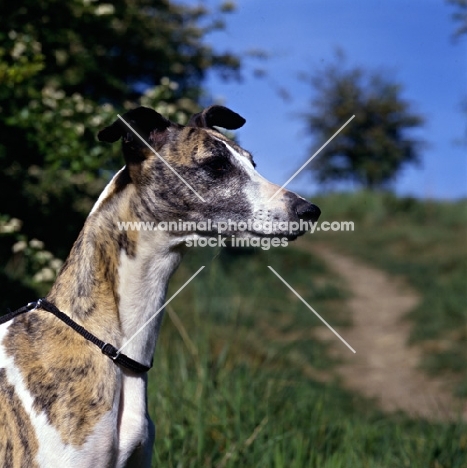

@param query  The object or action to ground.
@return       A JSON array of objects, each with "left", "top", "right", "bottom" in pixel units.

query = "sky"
[{"left": 194, "top": 0, "right": 467, "bottom": 200}]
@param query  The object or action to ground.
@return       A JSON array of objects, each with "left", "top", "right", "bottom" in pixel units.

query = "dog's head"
[{"left": 98, "top": 106, "right": 320, "bottom": 240}]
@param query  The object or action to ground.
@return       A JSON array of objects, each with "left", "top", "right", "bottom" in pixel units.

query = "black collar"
[{"left": 1, "top": 298, "right": 152, "bottom": 374}]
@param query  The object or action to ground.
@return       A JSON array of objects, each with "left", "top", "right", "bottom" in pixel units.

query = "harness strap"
[{"left": 1, "top": 299, "right": 151, "bottom": 374}]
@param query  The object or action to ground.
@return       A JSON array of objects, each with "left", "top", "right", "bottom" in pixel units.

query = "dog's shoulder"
[{"left": 0, "top": 313, "right": 119, "bottom": 448}]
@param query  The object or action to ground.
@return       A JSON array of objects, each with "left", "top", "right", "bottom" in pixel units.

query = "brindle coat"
[{"left": 0, "top": 106, "right": 320, "bottom": 467}]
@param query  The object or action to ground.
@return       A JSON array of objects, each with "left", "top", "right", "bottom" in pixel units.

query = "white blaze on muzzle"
[{"left": 219, "top": 139, "right": 292, "bottom": 215}]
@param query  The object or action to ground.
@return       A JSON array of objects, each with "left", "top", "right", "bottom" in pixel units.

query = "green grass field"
[
  {"left": 148, "top": 232, "right": 467, "bottom": 467},
  {"left": 309, "top": 191, "right": 467, "bottom": 397}
]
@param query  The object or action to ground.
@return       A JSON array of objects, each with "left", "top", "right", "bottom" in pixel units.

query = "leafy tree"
[
  {"left": 0, "top": 0, "right": 239, "bottom": 250},
  {"left": 447, "top": 0, "right": 467, "bottom": 37},
  {"left": 302, "top": 53, "right": 425, "bottom": 190},
  {"left": 446, "top": 1, "right": 467, "bottom": 146},
  {"left": 0, "top": 0, "right": 240, "bottom": 307}
]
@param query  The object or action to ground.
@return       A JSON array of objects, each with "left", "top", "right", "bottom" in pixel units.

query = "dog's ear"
[
  {"left": 98, "top": 107, "right": 173, "bottom": 182},
  {"left": 98, "top": 107, "right": 171, "bottom": 144},
  {"left": 188, "top": 105, "right": 245, "bottom": 130}
]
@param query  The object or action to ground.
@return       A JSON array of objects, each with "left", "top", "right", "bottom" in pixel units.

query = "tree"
[
  {"left": 302, "top": 53, "right": 425, "bottom": 190},
  {"left": 447, "top": 0, "right": 467, "bottom": 37},
  {"left": 0, "top": 0, "right": 240, "bottom": 252},
  {"left": 0, "top": 0, "right": 241, "bottom": 307},
  {"left": 446, "top": 1, "right": 467, "bottom": 146}
]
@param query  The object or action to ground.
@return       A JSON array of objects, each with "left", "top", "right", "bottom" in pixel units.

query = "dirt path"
[{"left": 295, "top": 239, "right": 466, "bottom": 421}]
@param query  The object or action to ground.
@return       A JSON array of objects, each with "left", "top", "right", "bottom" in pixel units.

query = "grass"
[
  {"left": 307, "top": 191, "right": 467, "bottom": 396},
  {"left": 148, "top": 244, "right": 466, "bottom": 466}
]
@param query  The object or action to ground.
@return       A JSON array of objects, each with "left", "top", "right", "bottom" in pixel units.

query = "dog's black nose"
[{"left": 294, "top": 199, "right": 321, "bottom": 223}]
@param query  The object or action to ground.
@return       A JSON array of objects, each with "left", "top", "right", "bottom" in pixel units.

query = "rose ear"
[
  {"left": 188, "top": 105, "right": 245, "bottom": 130},
  {"left": 97, "top": 120, "right": 123, "bottom": 143},
  {"left": 97, "top": 107, "right": 171, "bottom": 143},
  {"left": 98, "top": 107, "right": 173, "bottom": 181}
]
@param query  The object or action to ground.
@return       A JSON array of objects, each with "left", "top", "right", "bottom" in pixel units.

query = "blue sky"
[{"left": 196, "top": 0, "right": 466, "bottom": 199}]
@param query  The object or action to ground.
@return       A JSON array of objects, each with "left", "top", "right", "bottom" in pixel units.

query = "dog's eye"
[{"left": 202, "top": 158, "right": 231, "bottom": 175}]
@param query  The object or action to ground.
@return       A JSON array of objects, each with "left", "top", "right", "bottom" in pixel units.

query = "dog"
[{"left": 0, "top": 105, "right": 320, "bottom": 467}]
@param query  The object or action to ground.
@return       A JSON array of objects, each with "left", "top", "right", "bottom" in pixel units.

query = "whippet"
[{"left": 0, "top": 105, "right": 320, "bottom": 467}]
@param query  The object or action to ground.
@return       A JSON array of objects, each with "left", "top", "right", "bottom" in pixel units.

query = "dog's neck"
[
  {"left": 116, "top": 228, "right": 183, "bottom": 365},
  {"left": 47, "top": 169, "right": 184, "bottom": 366}
]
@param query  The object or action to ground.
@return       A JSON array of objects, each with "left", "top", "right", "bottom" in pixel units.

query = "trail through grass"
[{"left": 309, "top": 192, "right": 467, "bottom": 396}]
